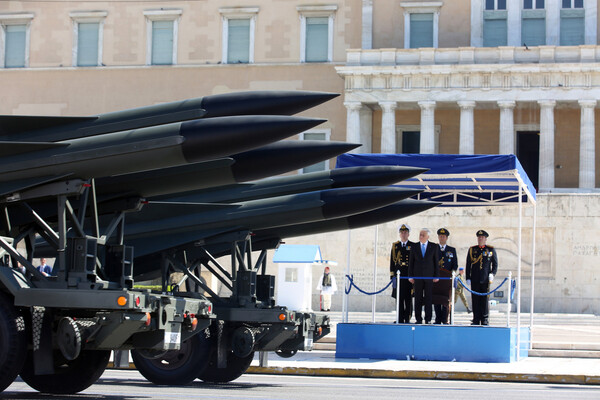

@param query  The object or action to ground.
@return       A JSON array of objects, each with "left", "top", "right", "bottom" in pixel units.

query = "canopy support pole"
[
  {"left": 372, "top": 225, "right": 378, "bottom": 323},
  {"left": 516, "top": 184, "right": 523, "bottom": 360},
  {"left": 529, "top": 203, "right": 537, "bottom": 349},
  {"left": 342, "top": 229, "right": 351, "bottom": 323}
]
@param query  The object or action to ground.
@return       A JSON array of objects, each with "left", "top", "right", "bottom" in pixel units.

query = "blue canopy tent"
[{"left": 335, "top": 154, "right": 537, "bottom": 359}]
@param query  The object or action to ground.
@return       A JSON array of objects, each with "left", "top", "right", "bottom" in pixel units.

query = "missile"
[
  {"left": 0, "top": 140, "right": 360, "bottom": 230},
  {"left": 122, "top": 187, "right": 423, "bottom": 258},
  {"left": 252, "top": 199, "right": 441, "bottom": 240},
  {"left": 0, "top": 115, "right": 324, "bottom": 196},
  {"left": 95, "top": 140, "right": 361, "bottom": 200},
  {"left": 153, "top": 165, "right": 428, "bottom": 204},
  {"left": 0, "top": 91, "right": 338, "bottom": 142},
  {"left": 131, "top": 199, "right": 439, "bottom": 280}
]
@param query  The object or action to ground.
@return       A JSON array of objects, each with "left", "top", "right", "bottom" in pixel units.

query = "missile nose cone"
[
  {"left": 320, "top": 187, "right": 423, "bottom": 220},
  {"left": 231, "top": 141, "right": 361, "bottom": 182},
  {"left": 330, "top": 166, "right": 429, "bottom": 188},
  {"left": 180, "top": 115, "right": 326, "bottom": 163},
  {"left": 200, "top": 91, "right": 339, "bottom": 117},
  {"left": 347, "top": 200, "right": 441, "bottom": 229}
]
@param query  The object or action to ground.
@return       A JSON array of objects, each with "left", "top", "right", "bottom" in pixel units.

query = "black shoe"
[
  {"left": 416, "top": 320, "right": 423, "bottom": 324},
  {"left": 467, "top": 308, "right": 472, "bottom": 313}
]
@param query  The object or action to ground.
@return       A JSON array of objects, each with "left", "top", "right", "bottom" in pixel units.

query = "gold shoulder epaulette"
[{"left": 487, "top": 245, "right": 494, "bottom": 249}]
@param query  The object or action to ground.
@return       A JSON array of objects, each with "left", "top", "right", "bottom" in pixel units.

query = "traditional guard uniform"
[
  {"left": 390, "top": 224, "right": 414, "bottom": 323},
  {"left": 465, "top": 230, "right": 498, "bottom": 325},
  {"left": 434, "top": 228, "right": 458, "bottom": 324}
]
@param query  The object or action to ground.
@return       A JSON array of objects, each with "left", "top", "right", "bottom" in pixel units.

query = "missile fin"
[
  {"left": 0, "top": 173, "right": 73, "bottom": 197},
  {"left": 0, "top": 141, "right": 70, "bottom": 157},
  {"left": 0, "top": 115, "right": 97, "bottom": 136}
]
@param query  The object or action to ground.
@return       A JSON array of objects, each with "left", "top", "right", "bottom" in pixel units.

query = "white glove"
[
  {"left": 466, "top": 279, "right": 471, "bottom": 286},
  {"left": 489, "top": 273, "right": 494, "bottom": 283}
]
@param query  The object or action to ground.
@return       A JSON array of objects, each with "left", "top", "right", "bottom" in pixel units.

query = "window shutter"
[
  {"left": 77, "top": 22, "right": 99, "bottom": 66},
  {"left": 409, "top": 13, "right": 433, "bottom": 49},
  {"left": 302, "top": 132, "right": 327, "bottom": 173},
  {"left": 560, "top": 11, "right": 584, "bottom": 45},
  {"left": 152, "top": 20, "right": 174, "bottom": 65},
  {"left": 228, "top": 19, "right": 250, "bottom": 63},
  {"left": 483, "top": 18, "right": 507, "bottom": 47},
  {"left": 522, "top": 17, "right": 546, "bottom": 46},
  {"left": 305, "top": 17, "right": 328, "bottom": 62},
  {"left": 5, "top": 24, "right": 26, "bottom": 68}
]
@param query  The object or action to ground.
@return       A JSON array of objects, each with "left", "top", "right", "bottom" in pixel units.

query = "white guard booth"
[{"left": 273, "top": 244, "right": 324, "bottom": 312}]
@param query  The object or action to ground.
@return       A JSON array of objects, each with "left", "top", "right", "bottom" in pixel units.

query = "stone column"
[
  {"left": 344, "top": 101, "right": 363, "bottom": 153},
  {"left": 579, "top": 100, "right": 597, "bottom": 188},
  {"left": 418, "top": 101, "right": 436, "bottom": 154},
  {"left": 458, "top": 101, "right": 476, "bottom": 155},
  {"left": 362, "top": 0, "right": 373, "bottom": 49},
  {"left": 498, "top": 101, "right": 516, "bottom": 154},
  {"left": 379, "top": 101, "right": 397, "bottom": 154},
  {"left": 538, "top": 100, "right": 556, "bottom": 190},
  {"left": 359, "top": 106, "right": 373, "bottom": 153}
]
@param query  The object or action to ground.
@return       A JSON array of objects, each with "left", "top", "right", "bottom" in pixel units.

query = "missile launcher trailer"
[{"left": 0, "top": 91, "right": 437, "bottom": 394}]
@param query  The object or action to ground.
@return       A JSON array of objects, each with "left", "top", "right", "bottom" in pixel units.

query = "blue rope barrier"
[
  {"left": 345, "top": 274, "right": 394, "bottom": 295},
  {"left": 455, "top": 277, "right": 509, "bottom": 297}
]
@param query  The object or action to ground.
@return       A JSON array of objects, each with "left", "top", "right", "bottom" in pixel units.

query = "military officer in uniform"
[
  {"left": 434, "top": 228, "right": 458, "bottom": 324},
  {"left": 389, "top": 223, "right": 414, "bottom": 323},
  {"left": 465, "top": 230, "right": 498, "bottom": 325}
]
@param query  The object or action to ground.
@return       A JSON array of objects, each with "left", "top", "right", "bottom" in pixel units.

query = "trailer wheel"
[
  {"left": 20, "top": 350, "right": 110, "bottom": 394},
  {"left": 131, "top": 329, "right": 212, "bottom": 385},
  {"left": 0, "top": 292, "right": 27, "bottom": 393},
  {"left": 197, "top": 349, "right": 254, "bottom": 383}
]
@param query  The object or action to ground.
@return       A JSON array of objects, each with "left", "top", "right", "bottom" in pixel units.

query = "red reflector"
[
  {"left": 83, "top": 183, "right": 92, "bottom": 187},
  {"left": 135, "top": 296, "right": 140, "bottom": 307},
  {"left": 208, "top": 304, "right": 212, "bottom": 314},
  {"left": 191, "top": 318, "right": 198, "bottom": 330},
  {"left": 145, "top": 312, "right": 151, "bottom": 326}
]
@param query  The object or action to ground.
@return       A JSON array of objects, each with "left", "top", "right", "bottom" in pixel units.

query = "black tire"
[
  {"left": 275, "top": 349, "right": 297, "bottom": 358},
  {"left": 132, "top": 330, "right": 212, "bottom": 385},
  {"left": 197, "top": 348, "right": 254, "bottom": 384},
  {"left": 0, "top": 292, "right": 27, "bottom": 393},
  {"left": 20, "top": 349, "right": 110, "bottom": 394}
]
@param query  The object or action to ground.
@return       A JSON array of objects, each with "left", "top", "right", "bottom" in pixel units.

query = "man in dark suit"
[
  {"left": 408, "top": 228, "right": 440, "bottom": 324},
  {"left": 434, "top": 228, "right": 458, "bottom": 324},
  {"left": 389, "top": 223, "right": 415, "bottom": 323},
  {"left": 466, "top": 230, "right": 498, "bottom": 325}
]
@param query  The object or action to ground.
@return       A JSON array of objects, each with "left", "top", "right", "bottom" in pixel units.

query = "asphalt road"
[{"left": 3, "top": 370, "right": 600, "bottom": 400}]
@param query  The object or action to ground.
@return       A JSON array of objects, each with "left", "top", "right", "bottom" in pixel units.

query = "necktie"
[{"left": 421, "top": 243, "right": 426, "bottom": 257}]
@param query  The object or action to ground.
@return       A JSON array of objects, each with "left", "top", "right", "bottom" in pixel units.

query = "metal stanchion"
[
  {"left": 259, "top": 351, "right": 268, "bottom": 367},
  {"left": 395, "top": 270, "right": 400, "bottom": 324},
  {"left": 451, "top": 270, "right": 456, "bottom": 325},
  {"left": 507, "top": 271, "right": 512, "bottom": 327}
]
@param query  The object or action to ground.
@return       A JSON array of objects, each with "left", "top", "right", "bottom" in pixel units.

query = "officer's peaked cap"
[
  {"left": 437, "top": 228, "right": 449, "bottom": 236},
  {"left": 476, "top": 229, "right": 489, "bottom": 237},
  {"left": 399, "top": 223, "right": 411, "bottom": 232}
]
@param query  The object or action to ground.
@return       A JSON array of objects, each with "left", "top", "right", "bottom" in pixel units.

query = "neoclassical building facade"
[{"left": 1, "top": 0, "right": 599, "bottom": 312}]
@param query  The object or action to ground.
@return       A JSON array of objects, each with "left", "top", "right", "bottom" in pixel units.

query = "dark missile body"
[
  {"left": 95, "top": 140, "right": 360, "bottom": 200},
  {"left": 0, "top": 115, "right": 324, "bottom": 196},
  {"left": 152, "top": 165, "right": 428, "bottom": 205},
  {"left": 0, "top": 91, "right": 337, "bottom": 142}
]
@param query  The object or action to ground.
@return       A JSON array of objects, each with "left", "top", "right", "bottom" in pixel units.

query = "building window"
[
  {"left": 486, "top": 0, "right": 507, "bottom": 10},
  {"left": 560, "top": 1, "right": 585, "bottom": 45},
  {"left": 220, "top": 7, "right": 259, "bottom": 64},
  {"left": 70, "top": 11, "right": 107, "bottom": 67},
  {"left": 522, "top": 1, "right": 545, "bottom": 47},
  {"left": 562, "top": 0, "right": 583, "bottom": 8},
  {"left": 401, "top": 2, "right": 442, "bottom": 49},
  {"left": 298, "top": 5, "right": 336, "bottom": 63},
  {"left": 0, "top": 13, "right": 33, "bottom": 68},
  {"left": 483, "top": 11, "right": 507, "bottom": 46},
  {"left": 396, "top": 125, "right": 440, "bottom": 154},
  {"left": 300, "top": 130, "right": 331, "bottom": 174},
  {"left": 144, "top": 9, "right": 181, "bottom": 66}
]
